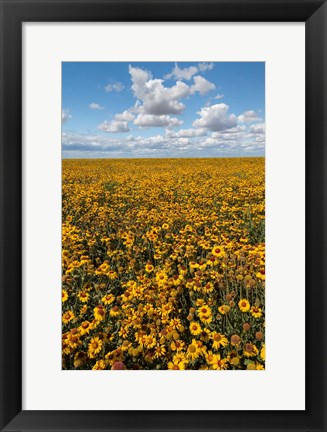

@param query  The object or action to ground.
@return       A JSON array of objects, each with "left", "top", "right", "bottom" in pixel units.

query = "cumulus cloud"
[
  {"left": 238, "top": 110, "right": 260, "bottom": 123},
  {"left": 129, "top": 65, "right": 189, "bottom": 115},
  {"left": 249, "top": 122, "right": 265, "bottom": 134},
  {"left": 114, "top": 110, "right": 135, "bottom": 122},
  {"left": 244, "top": 122, "right": 265, "bottom": 145},
  {"left": 98, "top": 120, "right": 130, "bottom": 133},
  {"left": 62, "top": 109, "right": 72, "bottom": 123},
  {"left": 134, "top": 113, "right": 183, "bottom": 128},
  {"left": 166, "top": 128, "right": 207, "bottom": 138},
  {"left": 191, "top": 76, "right": 216, "bottom": 95},
  {"left": 198, "top": 62, "right": 214, "bottom": 72},
  {"left": 193, "top": 103, "right": 238, "bottom": 131},
  {"left": 62, "top": 132, "right": 123, "bottom": 151},
  {"left": 89, "top": 103, "right": 104, "bottom": 110},
  {"left": 104, "top": 82, "right": 125, "bottom": 92},
  {"left": 211, "top": 125, "right": 246, "bottom": 138},
  {"left": 129, "top": 66, "right": 216, "bottom": 122},
  {"left": 215, "top": 94, "right": 224, "bottom": 99},
  {"left": 165, "top": 63, "right": 198, "bottom": 81}
]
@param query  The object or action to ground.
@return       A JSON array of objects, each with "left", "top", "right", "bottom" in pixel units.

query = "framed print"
[{"left": 0, "top": 0, "right": 326, "bottom": 431}]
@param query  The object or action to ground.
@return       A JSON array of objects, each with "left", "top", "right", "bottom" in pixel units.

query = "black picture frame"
[{"left": 0, "top": 0, "right": 326, "bottom": 431}]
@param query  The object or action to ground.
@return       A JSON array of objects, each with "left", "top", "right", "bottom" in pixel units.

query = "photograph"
[
  {"left": 61, "top": 61, "right": 265, "bottom": 371},
  {"left": 2, "top": 0, "right": 327, "bottom": 428}
]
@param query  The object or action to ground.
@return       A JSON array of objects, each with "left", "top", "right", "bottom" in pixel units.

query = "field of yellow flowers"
[{"left": 62, "top": 158, "right": 265, "bottom": 370}]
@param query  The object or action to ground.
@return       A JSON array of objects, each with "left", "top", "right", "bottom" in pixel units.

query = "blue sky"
[{"left": 62, "top": 62, "right": 265, "bottom": 158}]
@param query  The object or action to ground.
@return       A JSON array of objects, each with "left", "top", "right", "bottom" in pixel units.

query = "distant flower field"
[{"left": 62, "top": 158, "right": 265, "bottom": 370}]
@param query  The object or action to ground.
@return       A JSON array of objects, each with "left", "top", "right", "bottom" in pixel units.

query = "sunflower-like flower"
[
  {"left": 62, "top": 310, "right": 75, "bottom": 324},
  {"left": 211, "top": 332, "right": 228, "bottom": 350},
  {"left": 186, "top": 339, "right": 201, "bottom": 361},
  {"left": 238, "top": 299, "right": 250, "bottom": 312},
  {"left": 250, "top": 306, "right": 263, "bottom": 318},
  {"left": 102, "top": 293, "right": 115, "bottom": 305},
  {"left": 78, "top": 291, "right": 89, "bottom": 303},
  {"left": 189, "top": 321, "right": 202, "bottom": 336},
  {"left": 243, "top": 342, "right": 259, "bottom": 358},
  {"left": 211, "top": 245, "right": 225, "bottom": 258},
  {"left": 62, "top": 290, "right": 68, "bottom": 303},
  {"left": 88, "top": 337, "right": 103, "bottom": 358},
  {"left": 210, "top": 354, "right": 228, "bottom": 370},
  {"left": 94, "top": 305, "right": 106, "bottom": 321}
]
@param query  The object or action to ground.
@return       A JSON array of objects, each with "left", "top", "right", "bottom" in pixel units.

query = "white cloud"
[
  {"left": 211, "top": 125, "right": 246, "bottom": 138},
  {"left": 238, "top": 110, "right": 260, "bottom": 123},
  {"left": 215, "top": 94, "right": 224, "bottom": 100},
  {"left": 62, "top": 128, "right": 264, "bottom": 158},
  {"left": 198, "top": 62, "right": 214, "bottom": 72},
  {"left": 193, "top": 103, "right": 238, "bottom": 131},
  {"left": 62, "top": 109, "right": 72, "bottom": 123},
  {"left": 104, "top": 82, "right": 125, "bottom": 92},
  {"left": 166, "top": 128, "right": 207, "bottom": 138},
  {"left": 89, "top": 103, "right": 104, "bottom": 110},
  {"left": 129, "top": 65, "right": 189, "bottom": 115},
  {"left": 165, "top": 63, "right": 198, "bottom": 81},
  {"left": 200, "top": 137, "right": 218, "bottom": 146},
  {"left": 249, "top": 122, "right": 265, "bottom": 134},
  {"left": 62, "top": 132, "right": 123, "bottom": 151},
  {"left": 191, "top": 76, "right": 216, "bottom": 95},
  {"left": 135, "top": 135, "right": 167, "bottom": 146},
  {"left": 129, "top": 66, "right": 215, "bottom": 119},
  {"left": 114, "top": 110, "right": 135, "bottom": 122},
  {"left": 134, "top": 113, "right": 183, "bottom": 128},
  {"left": 98, "top": 120, "right": 130, "bottom": 133}
]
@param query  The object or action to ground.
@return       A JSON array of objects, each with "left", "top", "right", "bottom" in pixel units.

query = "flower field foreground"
[{"left": 62, "top": 158, "right": 265, "bottom": 370}]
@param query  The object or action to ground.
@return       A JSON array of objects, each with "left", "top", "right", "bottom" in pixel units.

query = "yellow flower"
[
  {"left": 211, "top": 332, "right": 228, "bottom": 350},
  {"left": 198, "top": 305, "right": 212, "bottom": 319},
  {"left": 110, "top": 305, "right": 120, "bottom": 317},
  {"left": 144, "top": 335, "right": 156, "bottom": 349},
  {"left": 68, "top": 331, "right": 80, "bottom": 349},
  {"left": 211, "top": 245, "right": 225, "bottom": 258},
  {"left": 210, "top": 354, "right": 228, "bottom": 370},
  {"left": 169, "top": 318, "right": 182, "bottom": 329},
  {"left": 88, "top": 337, "right": 103, "bottom": 358},
  {"left": 238, "top": 299, "right": 250, "bottom": 312},
  {"left": 78, "top": 291, "right": 89, "bottom": 303},
  {"left": 186, "top": 339, "right": 201, "bottom": 361},
  {"left": 189, "top": 321, "right": 202, "bottom": 336},
  {"left": 244, "top": 343, "right": 259, "bottom": 358},
  {"left": 168, "top": 359, "right": 187, "bottom": 370},
  {"left": 145, "top": 263, "right": 154, "bottom": 272},
  {"left": 218, "top": 304, "right": 230, "bottom": 315},
  {"left": 156, "top": 271, "right": 168, "bottom": 287},
  {"left": 79, "top": 320, "right": 93, "bottom": 335},
  {"left": 256, "top": 269, "right": 265, "bottom": 280},
  {"left": 94, "top": 305, "right": 106, "bottom": 321},
  {"left": 92, "top": 360, "right": 107, "bottom": 370},
  {"left": 153, "top": 344, "right": 166, "bottom": 359},
  {"left": 250, "top": 306, "right": 263, "bottom": 318},
  {"left": 62, "top": 310, "right": 75, "bottom": 324},
  {"left": 200, "top": 315, "right": 212, "bottom": 325},
  {"left": 102, "top": 293, "right": 115, "bottom": 305},
  {"left": 62, "top": 290, "right": 68, "bottom": 302}
]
